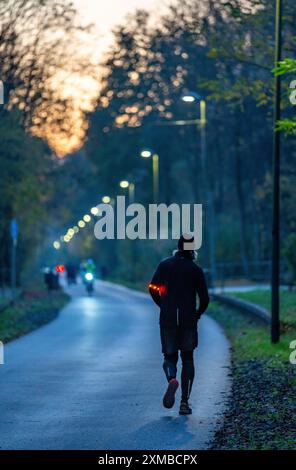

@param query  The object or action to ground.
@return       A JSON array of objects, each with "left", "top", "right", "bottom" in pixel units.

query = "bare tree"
[{"left": 0, "top": 0, "right": 100, "bottom": 156}]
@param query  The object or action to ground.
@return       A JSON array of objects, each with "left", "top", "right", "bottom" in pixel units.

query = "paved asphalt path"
[{"left": 0, "top": 281, "right": 230, "bottom": 450}]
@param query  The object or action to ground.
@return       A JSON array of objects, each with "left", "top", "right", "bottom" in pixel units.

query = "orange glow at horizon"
[
  {"left": 36, "top": 0, "right": 162, "bottom": 157},
  {"left": 34, "top": 72, "right": 100, "bottom": 157}
]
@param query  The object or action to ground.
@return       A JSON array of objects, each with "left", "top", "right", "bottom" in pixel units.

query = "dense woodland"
[{"left": 0, "top": 0, "right": 295, "bottom": 286}]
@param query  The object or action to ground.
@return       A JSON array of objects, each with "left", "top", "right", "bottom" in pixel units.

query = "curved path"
[{"left": 0, "top": 281, "right": 230, "bottom": 450}]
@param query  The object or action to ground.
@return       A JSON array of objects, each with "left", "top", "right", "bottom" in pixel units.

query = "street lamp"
[
  {"left": 271, "top": 0, "right": 283, "bottom": 344},
  {"left": 78, "top": 220, "right": 86, "bottom": 228},
  {"left": 182, "top": 95, "right": 195, "bottom": 103},
  {"left": 140, "top": 149, "right": 159, "bottom": 203},
  {"left": 119, "top": 180, "right": 135, "bottom": 204},
  {"left": 182, "top": 91, "right": 216, "bottom": 288},
  {"left": 91, "top": 207, "right": 99, "bottom": 215},
  {"left": 141, "top": 149, "right": 152, "bottom": 158},
  {"left": 83, "top": 214, "right": 91, "bottom": 223},
  {"left": 181, "top": 92, "right": 206, "bottom": 129}
]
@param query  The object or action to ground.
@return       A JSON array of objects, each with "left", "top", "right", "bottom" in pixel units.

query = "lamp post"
[
  {"left": 182, "top": 92, "right": 217, "bottom": 288},
  {"left": 129, "top": 183, "right": 135, "bottom": 204},
  {"left": 140, "top": 149, "right": 159, "bottom": 203},
  {"left": 271, "top": 0, "right": 283, "bottom": 344},
  {"left": 119, "top": 180, "right": 135, "bottom": 204}
]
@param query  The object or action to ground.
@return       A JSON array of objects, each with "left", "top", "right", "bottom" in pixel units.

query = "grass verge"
[
  {"left": 209, "top": 290, "right": 296, "bottom": 450},
  {"left": 0, "top": 285, "right": 69, "bottom": 343},
  {"left": 228, "top": 289, "right": 296, "bottom": 332}
]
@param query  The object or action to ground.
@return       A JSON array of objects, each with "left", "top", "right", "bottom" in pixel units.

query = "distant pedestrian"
[
  {"left": 44, "top": 268, "right": 59, "bottom": 292},
  {"left": 65, "top": 262, "right": 77, "bottom": 285}
]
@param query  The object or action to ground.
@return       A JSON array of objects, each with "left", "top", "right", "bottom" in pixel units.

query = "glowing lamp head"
[
  {"left": 78, "top": 220, "right": 85, "bottom": 228},
  {"left": 182, "top": 95, "right": 195, "bottom": 103},
  {"left": 141, "top": 149, "right": 152, "bottom": 158},
  {"left": 119, "top": 180, "right": 129, "bottom": 189},
  {"left": 91, "top": 207, "right": 99, "bottom": 215},
  {"left": 83, "top": 214, "right": 91, "bottom": 223},
  {"left": 102, "top": 196, "right": 111, "bottom": 204}
]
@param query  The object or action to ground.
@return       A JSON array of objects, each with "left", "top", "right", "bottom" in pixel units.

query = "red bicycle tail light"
[{"left": 55, "top": 264, "right": 65, "bottom": 273}]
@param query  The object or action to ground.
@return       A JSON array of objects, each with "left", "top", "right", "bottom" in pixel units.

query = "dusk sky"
[
  {"left": 74, "top": 0, "right": 163, "bottom": 52},
  {"left": 51, "top": 1, "right": 165, "bottom": 155}
]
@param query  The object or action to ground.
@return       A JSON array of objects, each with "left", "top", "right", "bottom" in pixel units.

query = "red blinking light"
[
  {"left": 149, "top": 283, "right": 166, "bottom": 295},
  {"left": 55, "top": 264, "right": 65, "bottom": 273},
  {"left": 159, "top": 285, "right": 166, "bottom": 296}
]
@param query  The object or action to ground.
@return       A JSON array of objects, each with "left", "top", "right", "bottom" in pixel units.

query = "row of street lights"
[
  {"left": 53, "top": 211, "right": 97, "bottom": 249},
  {"left": 100, "top": 91, "right": 216, "bottom": 283},
  {"left": 50, "top": 140, "right": 167, "bottom": 251},
  {"left": 52, "top": 91, "right": 216, "bottom": 285},
  {"left": 52, "top": 153, "right": 156, "bottom": 249},
  {"left": 53, "top": 198, "right": 119, "bottom": 250}
]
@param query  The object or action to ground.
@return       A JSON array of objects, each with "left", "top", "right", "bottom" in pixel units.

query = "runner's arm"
[
  {"left": 149, "top": 263, "right": 165, "bottom": 307},
  {"left": 196, "top": 267, "right": 210, "bottom": 318}
]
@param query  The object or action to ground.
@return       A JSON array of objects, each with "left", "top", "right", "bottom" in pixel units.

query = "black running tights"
[{"left": 163, "top": 351, "right": 195, "bottom": 402}]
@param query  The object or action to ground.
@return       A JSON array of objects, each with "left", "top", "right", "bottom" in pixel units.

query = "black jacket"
[{"left": 149, "top": 252, "right": 209, "bottom": 328}]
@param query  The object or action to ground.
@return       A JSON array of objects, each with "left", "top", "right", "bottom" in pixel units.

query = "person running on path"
[{"left": 149, "top": 234, "right": 209, "bottom": 415}]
